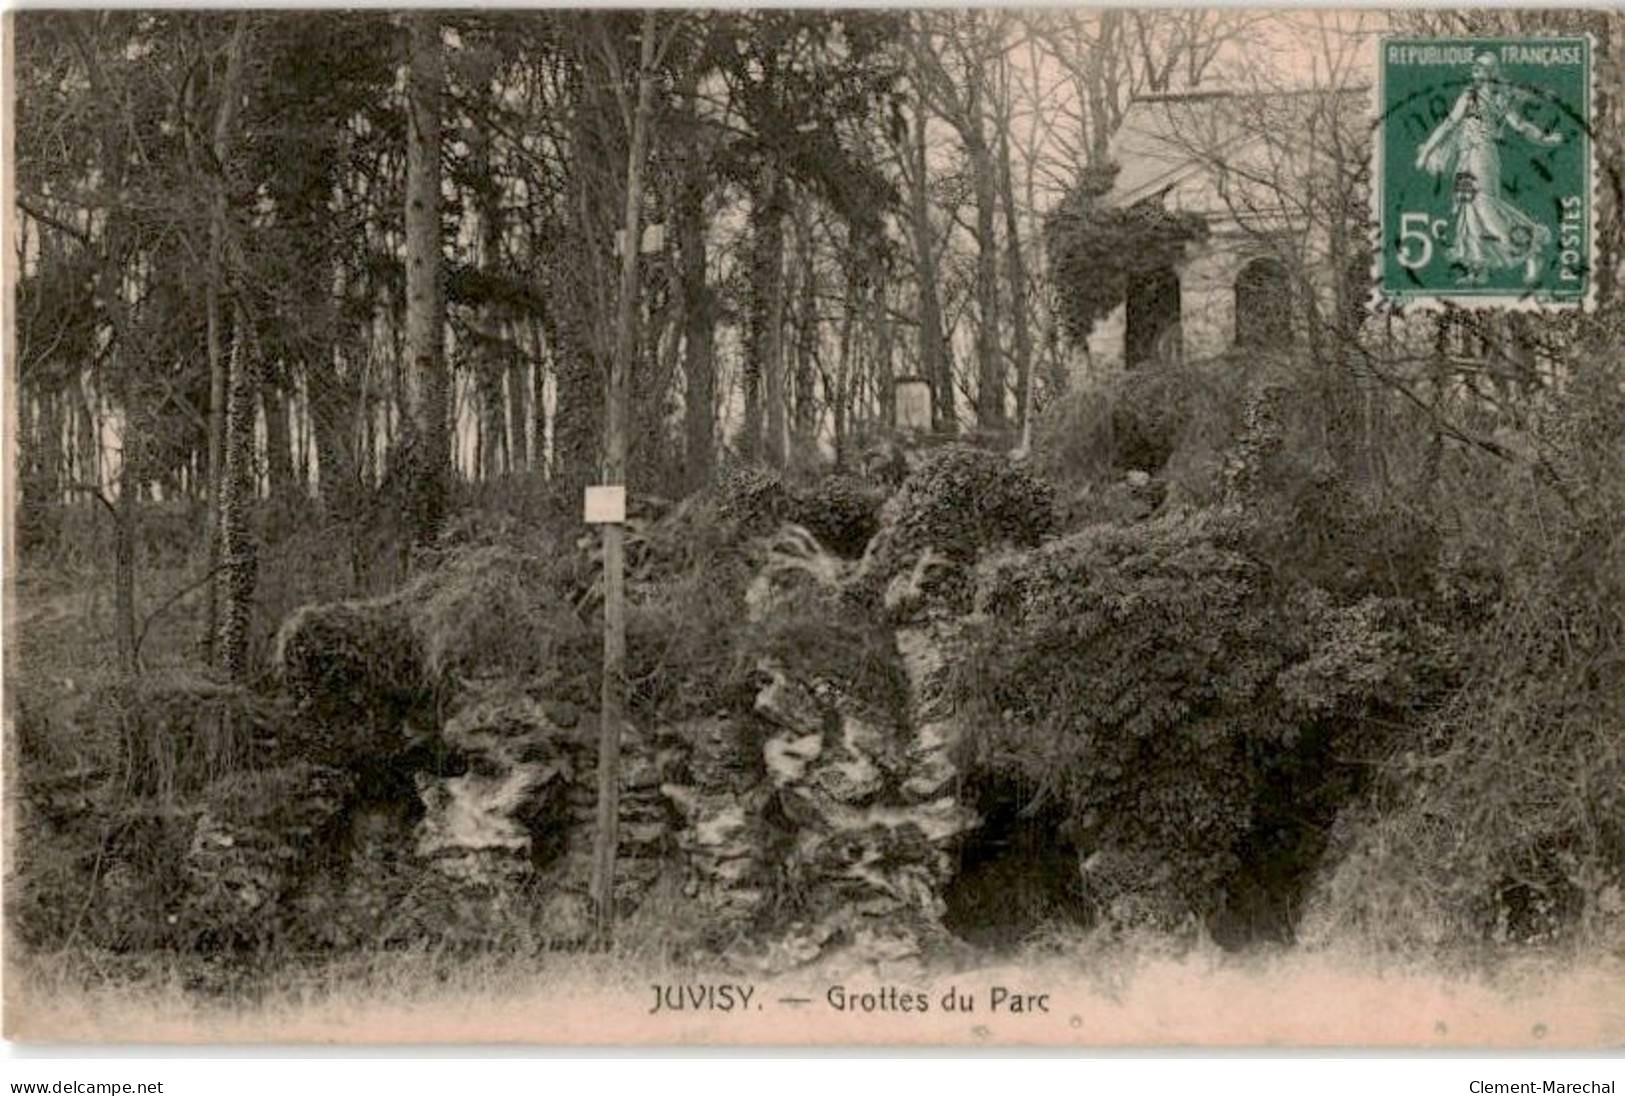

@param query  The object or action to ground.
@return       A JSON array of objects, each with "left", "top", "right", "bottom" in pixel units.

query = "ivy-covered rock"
[
  {"left": 715, "top": 465, "right": 798, "bottom": 538},
  {"left": 962, "top": 509, "right": 1285, "bottom": 928},
  {"left": 959, "top": 502, "right": 1453, "bottom": 934},
  {"left": 713, "top": 465, "right": 884, "bottom": 560},
  {"left": 858, "top": 445, "right": 1054, "bottom": 617},
  {"left": 791, "top": 476, "right": 884, "bottom": 559},
  {"left": 272, "top": 599, "right": 431, "bottom": 764}
]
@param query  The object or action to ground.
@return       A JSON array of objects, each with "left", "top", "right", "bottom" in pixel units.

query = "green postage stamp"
[{"left": 1377, "top": 36, "right": 1595, "bottom": 309}]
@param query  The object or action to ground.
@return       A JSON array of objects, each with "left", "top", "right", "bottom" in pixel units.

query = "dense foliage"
[
  {"left": 859, "top": 444, "right": 1055, "bottom": 600},
  {"left": 1043, "top": 163, "right": 1211, "bottom": 348}
]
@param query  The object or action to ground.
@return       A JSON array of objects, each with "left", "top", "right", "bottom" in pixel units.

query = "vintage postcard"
[{"left": 4, "top": 7, "right": 1623, "bottom": 1050}]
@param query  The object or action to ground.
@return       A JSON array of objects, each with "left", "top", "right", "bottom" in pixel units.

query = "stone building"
[{"left": 1084, "top": 87, "right": 1369, "bottom": 372}]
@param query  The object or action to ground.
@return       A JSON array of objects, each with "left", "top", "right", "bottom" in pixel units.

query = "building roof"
[{"left": 1104, "top": 86, "right": 1369, "bottom": 210}]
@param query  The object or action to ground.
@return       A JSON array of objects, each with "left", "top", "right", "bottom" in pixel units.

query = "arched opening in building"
[
  {"left": 1125, "top": 265, "right": 1182, "bottom": 368},
  {"left": 1234, "top": 257, "right": 1294, "bottom": 350}
]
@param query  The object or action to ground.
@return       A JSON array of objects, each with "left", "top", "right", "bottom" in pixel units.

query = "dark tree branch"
[{"left": 65, "top": 482, "right": 117, "bottom": 515}]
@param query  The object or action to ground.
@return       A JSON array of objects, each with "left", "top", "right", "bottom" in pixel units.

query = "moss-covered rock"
[{"left": 180, "top": 762, "right": 355, "bottom": 951}]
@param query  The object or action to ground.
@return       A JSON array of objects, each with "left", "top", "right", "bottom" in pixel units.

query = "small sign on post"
[{"left": 584, "top": 485, "right": 627, "bottom": 525}]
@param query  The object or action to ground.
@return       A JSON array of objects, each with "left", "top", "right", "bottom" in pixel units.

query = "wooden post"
[{"left": 590, "top": 10, "right": 658, "bottom": 945}]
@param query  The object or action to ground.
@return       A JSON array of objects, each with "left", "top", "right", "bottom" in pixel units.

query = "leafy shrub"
[
  {"left": 1302, "top": 357, "right": 1625, "bottom": 953},
  {"left": 272, "top": 598, "right": 432, "bottom": 763},
  {"left": 715, "top": 465, "right": 798, "bottom": 539},
  {"left": 958, "top": 505, "right": 1441, "bottom": 934},
  {"left": 958, "top": 509, "right": 1288, "bottom": 927}
]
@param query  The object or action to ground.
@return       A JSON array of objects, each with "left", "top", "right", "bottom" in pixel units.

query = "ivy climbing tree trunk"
[
  {"left": 200, "top": 14, "right": 248, "bottom": 665},
  {"left": 791, "top": 205, "right": 819, "bottom": 465},
  {"left": 217, "top": 302, "right": 258, "bottom": 680},
  {"left": 402, "top": 13, "right": 449, "bottom": 548}
]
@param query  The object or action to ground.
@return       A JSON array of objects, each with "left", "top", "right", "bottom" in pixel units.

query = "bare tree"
[
  {"left": 912, "top": 11, "right": 1007, "bottom": 431},
  {"left": 402, "top": 13, "right": 450, "bottom": 547}
]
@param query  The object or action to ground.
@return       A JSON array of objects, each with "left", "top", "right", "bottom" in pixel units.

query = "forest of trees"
[{"left": 13, "top": 9, "right": 1319, "bottom": 671}]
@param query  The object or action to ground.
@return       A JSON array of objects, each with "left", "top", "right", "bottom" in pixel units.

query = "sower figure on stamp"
[{"left": 1415, "top": 52, "right": 1564, "bottom": 286}]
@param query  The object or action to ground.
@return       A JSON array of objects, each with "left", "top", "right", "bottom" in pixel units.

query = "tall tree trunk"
[
  {"left": 744, "top": 163, "right": 786, "bottom": 465},
  {"left": 552, "top": 39, "right": 617, "bottom": 494},
  {"left": 833, "top": 265, "right": 857, "bottom": 467},
  {"left": 1085, "top": 12, "right": 1122, "bottom": 168},
  {"left": 678, "top": 187, "right": 715, "bottom": 489},
  {"left": 968, "top": 67, "right": 1004, "bottom": 431},
  {"left": 310, "top": 365, "right": 359, "bottom": 509},
  {"left": 507, "top": 355, "right": 528, "bottom": 472},
  {"left": 114, "top": 454, "right": 137, "bottom": 675},
  {"left": 908, "top": 92, "right": 954, "bottom": 432},
  {"left": 106, "top": 275, "right": 138, "bottom": 676},
  {"left": 873, "top": 279, "right": 895, "bottom": 429},
  {"left": 402, "top": 13, "right": 449, "bottom": 548},
  {"left": 791, "top": 207, "right": 819, "bottom": 465},
  {"left": 532, "top": 312, "right": 554, "bottom": 477},
  {"left": 470, "top": 85, "right": 510, "bottom": 482},
  {"left": 262, "top": 377, "right": 296, "bottom": 505},
  {"left": 551, "top": 264, "right": 604, "bottom": 491},
  {"left": 217, "top": 303, "right": 259, "bottom": 681},
  {"left": 477, "top": 366, "right": 506, "bottom": 481},
  {"left": 996, "top": 75, "right": 1036, "bottom": 443},
  {"left": 200, "top": 15, "right": 248, "bottom": 665},
  {"left": 676, "top": 75, "right": 716, "bottom": 489}
]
